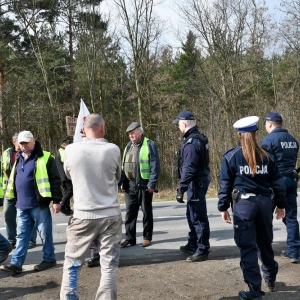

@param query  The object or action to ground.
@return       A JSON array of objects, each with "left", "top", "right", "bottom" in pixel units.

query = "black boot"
[{"left": 87, "top": 253, "right": 100, "bottom": 268}]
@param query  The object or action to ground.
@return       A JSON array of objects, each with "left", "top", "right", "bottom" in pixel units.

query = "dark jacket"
[
  {"left": 261, "top": 127, "right": 299, "bottom": 175},
  {"left": 179, "top": 126, "right": 210, "bottom": 192},
  {"left": 218, "top": 145, "right": 286, "bottom": 212},
  {"left": 120, "top": 135, "right": 160, "bottom": 190},
  {"left": 55, "top": 147, "right": 70, "bottom": 182},
  {"left": 12, "top": 141, "right": 62, "bottom": 207}
]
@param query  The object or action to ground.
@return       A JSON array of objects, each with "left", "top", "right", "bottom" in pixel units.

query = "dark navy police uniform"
[
  {"left": 261, "top": 127, "right": 300, "bottom": 260},
  {"left": 179, "top": 125, "right": 210, "bottom": 255},
  {"left": 218, "top": 145, "right": 286, "bottom": 297}
]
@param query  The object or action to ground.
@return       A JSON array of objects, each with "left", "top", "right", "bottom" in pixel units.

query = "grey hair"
[
  {"left": 12, "top": 133, "right": 18, "bottom": 141},
  {"left": 84, "top": 113, "right": 105, "bottom": 129},
  {"left": 184, "top": 120, "right": 196, "bottom": 127},
  {"left": 136, "top": 127, "right": 144, "bottom": 133}
]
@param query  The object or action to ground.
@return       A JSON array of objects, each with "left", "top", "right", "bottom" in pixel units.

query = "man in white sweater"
[{"left": 60, "top": 113, "right": 122, "bottom": 300}]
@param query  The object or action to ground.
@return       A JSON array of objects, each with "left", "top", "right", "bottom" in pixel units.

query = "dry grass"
[{"left": 118, "top": 187, "right": 218, "bottom": 204}]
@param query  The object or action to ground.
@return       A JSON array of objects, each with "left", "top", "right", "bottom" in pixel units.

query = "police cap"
[
  {"left": 263, "top": 112, "right": 282, "bottom": 124},
  {"left": 172, "top": 111, "right": 195, "bottom": 123},
  {"left": 126, "top": 122, "right": 141, "bottom": 133},
  {"left": 60, "top": 136, "right": 72, "bottom": 144},
  {"left": 233, "top": 116, "right": 259, "bottom": 133}
]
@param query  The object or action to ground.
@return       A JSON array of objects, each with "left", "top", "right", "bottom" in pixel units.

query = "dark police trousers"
[
  {"left": 282, "top": 176, "right": 300, "bottom": 259},
  {"left": 186, "top": 177, "right": 210, "bottom": 254},
  {"left": 60, "top": 181, "right": 73, "bottom": 209},
  {"left": 124, "top": 180, "right": 153, "bottom": 244},
  {"left": 233, "top": 196, "right": 278, "bottom": 295}
]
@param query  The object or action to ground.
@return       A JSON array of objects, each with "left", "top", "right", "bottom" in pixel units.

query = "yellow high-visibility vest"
[
  {"left": 123, "top": 138, "right": 151, "bottom": 180},
  {"left": 6, "top": 151, "right": 52, "bottom": 198}
]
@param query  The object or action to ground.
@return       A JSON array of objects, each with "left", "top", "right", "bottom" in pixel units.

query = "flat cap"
[
  {"left": 126, "top": 122, "right": 141, "bottom": 133},
  {"left": 60, "top": 136, "right": 72, "bottom": 144}
]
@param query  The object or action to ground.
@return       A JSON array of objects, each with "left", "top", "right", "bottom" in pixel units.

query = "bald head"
[{"left": 83, "top": 113, "right": 105, "bottom": 138}]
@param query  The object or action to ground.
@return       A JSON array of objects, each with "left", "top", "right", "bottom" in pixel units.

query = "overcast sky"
[{"left": 101, "top": 0, "right": 284, "bottom": 50}]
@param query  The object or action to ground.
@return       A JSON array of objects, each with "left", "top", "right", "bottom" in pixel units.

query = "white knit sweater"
[{"left": 64, "top": 138, "right": 121, "bottom": 219}]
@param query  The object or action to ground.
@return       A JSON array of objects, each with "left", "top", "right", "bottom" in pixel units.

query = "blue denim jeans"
[
  {"left": 3, "top": 198, "right": 37, "bottom": 245},
  {"left": 11, "top": 206, "right": 56, "bottom": 267},
  {"left": 0, "top": 233, "right": 11, "bottom": 252}
]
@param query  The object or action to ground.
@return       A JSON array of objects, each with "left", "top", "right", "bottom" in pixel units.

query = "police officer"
[
  {"left": 218, "top": 116, "right": 286, "bottom": 300},
  {"left": 173, "top": 111, "right": 210, "bottom": 262},
  {"left": 261, "top": 112, "right": 300, "bottom": 263},
  {"left": 56, "top": 137, "right": 73, "bottom": 216}
]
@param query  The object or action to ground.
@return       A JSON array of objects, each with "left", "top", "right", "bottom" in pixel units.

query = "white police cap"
[{"left": 233, "top": 116, "right": 259, "bottom": 133}]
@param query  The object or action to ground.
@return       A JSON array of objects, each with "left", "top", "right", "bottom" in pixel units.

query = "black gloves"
[{"left": 176, "top": 189, "right": 184, "bottom": 203}]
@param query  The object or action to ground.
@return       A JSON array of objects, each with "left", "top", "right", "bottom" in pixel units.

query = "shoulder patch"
[{"left": 223, "top": 146, "right": 241, "bottom": 162}]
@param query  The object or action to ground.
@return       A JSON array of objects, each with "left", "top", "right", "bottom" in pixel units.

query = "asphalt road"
[{"left": 0, "top": 196, "right": 295, "bottom": 272}]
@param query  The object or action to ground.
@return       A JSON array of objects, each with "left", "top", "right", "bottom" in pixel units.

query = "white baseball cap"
[{"left": 18, "top": 131, "right": 34, "bottom": 143}]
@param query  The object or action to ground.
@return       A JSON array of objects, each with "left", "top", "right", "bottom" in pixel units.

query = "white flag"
[{"left": 73, "top": 99, "right": 90, "bottom": 143}]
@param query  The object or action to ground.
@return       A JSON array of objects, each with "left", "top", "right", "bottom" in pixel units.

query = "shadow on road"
[{"left": 0, "top": 281, "right": 59, "bottom": 299}]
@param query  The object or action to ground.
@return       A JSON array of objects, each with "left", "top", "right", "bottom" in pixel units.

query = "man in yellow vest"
[
  {"left": 56, "top": 137, "right": 73, "bottom": 216},
  {"left": 2, "top": 131, "right": 62, "bottom": 274},
  {"left": 120, "top": 122, "right": 160, "bottom": 248},
  {"left": 1, "top": 133, "right": 37, "bottom": 249}
]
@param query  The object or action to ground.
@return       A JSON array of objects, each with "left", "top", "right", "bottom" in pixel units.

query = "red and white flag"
[{"left": 73, "top": 99, "right": 90, "bottom": 143}]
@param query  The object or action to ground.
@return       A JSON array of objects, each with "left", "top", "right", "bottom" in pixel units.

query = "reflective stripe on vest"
[
  {"left": 35, "top": 151, "right": 52, "bottom": 197},
  {"left": 5, "top": 163, "right": 16, "bottom": 198},
  {"left": 122, "top": 137, "right": 151, "bottom": 180},
  {"left": 6, "top": 151, "right": 52, "bottom": 198},
  {"left": 59, "top": 148, "right": 65, "bottom": 163}
]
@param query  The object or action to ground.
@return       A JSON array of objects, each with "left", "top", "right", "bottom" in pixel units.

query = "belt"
[{"left": 241, "top": 193, "right": 256, "bottom": 199}]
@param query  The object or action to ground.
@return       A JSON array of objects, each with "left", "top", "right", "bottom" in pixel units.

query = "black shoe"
[
  {"left": 87, "top": 255, "right": 100, "bottom": 268},
  {"left": 180, "top": 244, "right": 197, "bottom": 255},
  {"left": 120, "top": 240, "right": 136, "bottom": 248},
  {"left": 2, "top": 264, "right": 22, "bottom": 274},
  {"left": 186, "top": 252, "right": 209, "bottom": 262},
  {"left": 34, "top": 260, "right": 57, "bottom": 271},
  {"left": 61, "top": 207, "right": 73, "bottom": 216},
  {"left": 238, "top": 291, "right": 262, "bottom": 300},
  {"left": 28, "top": 243, "right": 36, "bottom": 249},
  {"left": 265, "top": 281, "right": 275, "bottom": 292},
  {"left": 10, "top": 242, "right": 16, "bottom": 249},
  {"left": 0, "top": 246, "right": 12, "bottom": 264},
  {"left": 281, "top": 250, "right": 298, "bottom": 263}
]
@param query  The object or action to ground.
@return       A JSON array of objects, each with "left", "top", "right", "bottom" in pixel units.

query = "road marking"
[
  {"left": 156, "top": 216, "right": 182, "bottom": 219},
  {"left": 57, "top": 223, "right": 68, "bottom": 226}
]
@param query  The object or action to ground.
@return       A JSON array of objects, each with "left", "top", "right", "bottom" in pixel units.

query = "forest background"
[{"left": 1, "top": 0, "right": 300, "bottom": 195}]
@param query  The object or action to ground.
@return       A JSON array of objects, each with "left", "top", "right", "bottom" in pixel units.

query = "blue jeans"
[
  {"left": 3, "top": 198, "right": 37, "bottom": 245},
  {"left": 11, "top": 206, "right": 56, "bottom": 267},
  {"left": 0, "top": 233, "right": 11, "bottom": 252},
  {"left": 282, "top": 177, "right": 300, "bottom": 259}
]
